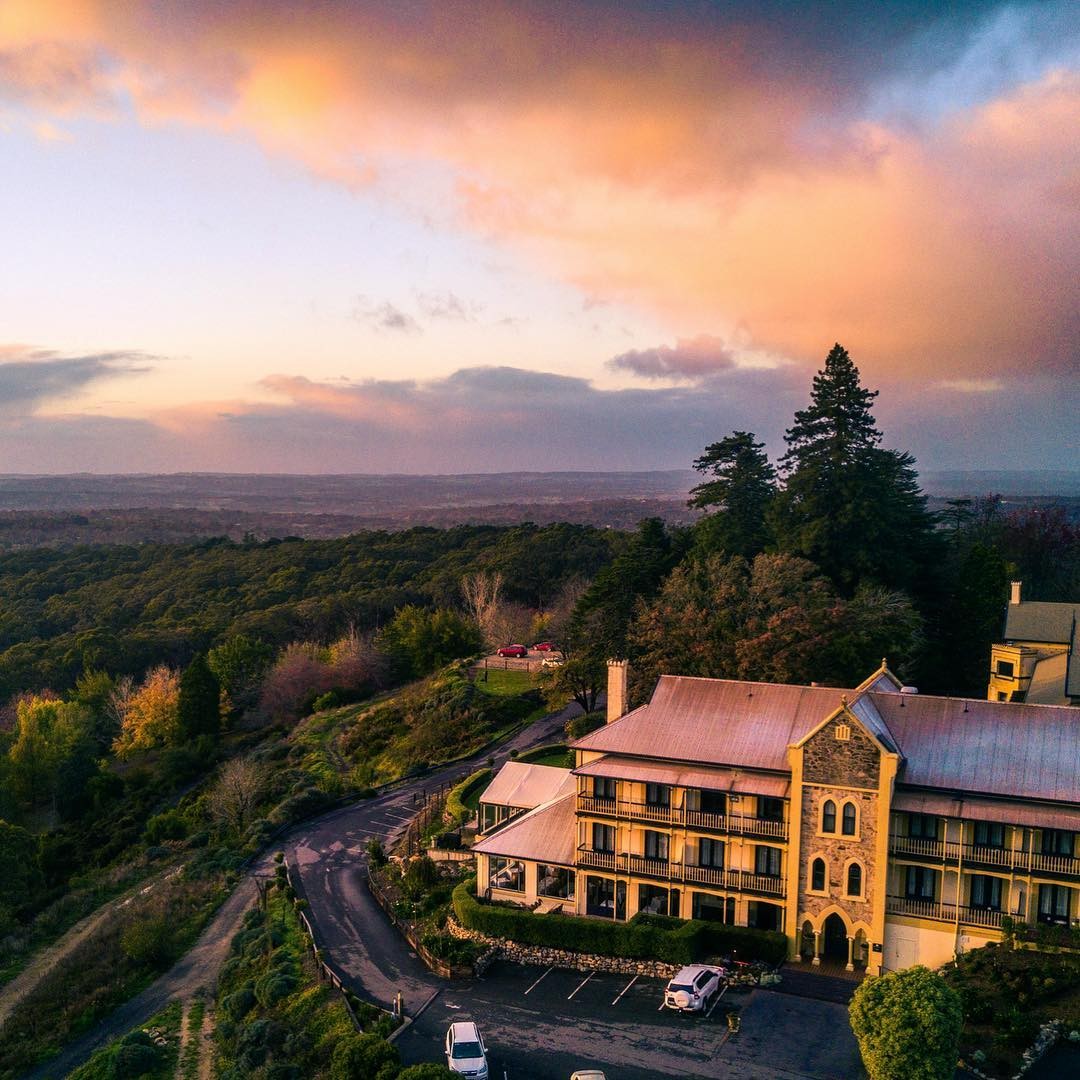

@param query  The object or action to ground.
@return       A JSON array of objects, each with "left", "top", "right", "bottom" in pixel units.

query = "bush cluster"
[
  {"left": 445, "top": 768, "right": 492, "bottom": 828},
  {"left": 452, "top": 881, "right": 785, "bottom": 964}
]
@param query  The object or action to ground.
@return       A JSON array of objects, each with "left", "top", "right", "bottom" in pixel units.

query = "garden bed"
[{"left": 944, "top": 943, "right": 1080, "bottom": 1078}]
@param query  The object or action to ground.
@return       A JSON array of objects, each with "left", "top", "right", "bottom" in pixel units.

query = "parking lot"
[{"left": 395, "top": 960, "right": 865, "bottom": 1079}]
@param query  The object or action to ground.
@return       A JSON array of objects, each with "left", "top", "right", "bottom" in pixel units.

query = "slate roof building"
[
  {"left": 472, "top": 660, "right": 1080, "bottom": 975},
  {"left": 987, "top": 580, "right": 1080, "bottom": 705}
]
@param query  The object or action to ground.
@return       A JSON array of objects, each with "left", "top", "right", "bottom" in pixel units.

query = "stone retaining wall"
[{"left": 446, "top": 918, "right": 680, "bottom": 979}]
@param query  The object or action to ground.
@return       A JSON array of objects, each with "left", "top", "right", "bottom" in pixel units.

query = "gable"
[{"left": 801, "top": 713, "right": 882, "bottom": 788}]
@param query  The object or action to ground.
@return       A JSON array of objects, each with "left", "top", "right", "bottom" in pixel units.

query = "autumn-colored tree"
[
  {"left": 258, "top": 642, "right": 332, "bottom": 722},
  {"left": 8, "top": 695, "right": 97, "bottom": 812},
  {"left": 112, "top": 665, "right": 181, "bottom": 756}
]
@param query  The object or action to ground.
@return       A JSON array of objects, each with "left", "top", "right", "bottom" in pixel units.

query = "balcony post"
[
  {"left": 812, "top": 929, "right": 821, "bottom": 966},
  {"left": 845, "top": 935, "right": 855, "bottom": 973}
]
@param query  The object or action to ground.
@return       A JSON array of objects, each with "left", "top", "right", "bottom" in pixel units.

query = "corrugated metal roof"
[
  {"left": 894, "top": 789, "right": 1080, "bottom": 832},
  {"left": 472, "top": 793, "right": 577, "bottom": 866},
  {"left": 571, "top": 676, "right": 855, "bottom": 771},
  {"left": 847, "top": 695, "right": 897, "bottom": 752},
  {"left": 874, "top": 693, "right": 1080, "bottom": 803},
  {"left": 479, "top": 762, "right": 575, "bottom": 810},
  {"left": 1004, "top": 601, "right": 1078, "bottom": 645},
  {"left": 573, "top": 755, "right": 790, "bottom": 797}
]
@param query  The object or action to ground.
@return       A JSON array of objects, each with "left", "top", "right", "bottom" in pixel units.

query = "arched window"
[
  {"left": 811, "top": 858, "right": 826, "bottom": 891},
  {"left": 822, "top": 800, "right": 836, "bottom": 833},
  {"left": 847, "top": 863, "right": 863, "bottom": 897},
  {"left": 842, "top": 802, "right": 857, "bottom": 836}
]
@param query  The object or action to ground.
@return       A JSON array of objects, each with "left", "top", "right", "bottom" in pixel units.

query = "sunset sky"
[{"left": 1, "top": 0, "right": 1077, "bottom": 473}]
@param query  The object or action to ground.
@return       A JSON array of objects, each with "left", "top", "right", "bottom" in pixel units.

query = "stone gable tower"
[{"left": 786, "top": 698, "right": 901, "bottom": 976}]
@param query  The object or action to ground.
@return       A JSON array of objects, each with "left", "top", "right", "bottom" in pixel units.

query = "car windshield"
[{"left": 452, "top": 1041, "right": 484, "bottom": 1059}]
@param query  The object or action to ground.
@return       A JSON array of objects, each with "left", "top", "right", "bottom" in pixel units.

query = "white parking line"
[
  {"left": 524, "top": 966, "right": 554, "bottom": 995},
  {"left": 705, "top": 986, "right": 728, "bottom": 1019},
  {"left": 611, "top": 974, "right": 638, "bottom": 1005},
  {"left": 567, "top": 971, "right": 595, "bottom": 1000}
]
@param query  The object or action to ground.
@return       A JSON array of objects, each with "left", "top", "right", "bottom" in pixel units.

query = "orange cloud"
[{"left": 3, "top": 2, "right": 1076, "bottom": 383}]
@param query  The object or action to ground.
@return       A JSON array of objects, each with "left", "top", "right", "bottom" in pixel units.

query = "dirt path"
[
  {"left": 197, "top": 1006, "right": 215, "bottom": 1080},
  {"left": 0, "top": 865, "right": 182, "bottom": 1032},
  {"left": 173, "top": 1001, "right": 193, "bottom": 1080},
  {"left": 24, "top": 877, "right": 257, "bottom": 1080}
]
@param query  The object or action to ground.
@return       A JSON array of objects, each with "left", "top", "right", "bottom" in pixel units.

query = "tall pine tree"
[
  {"left": 177, "top": 653, "right": 221, "bottom": 742},
  {"left": 769, "top": 343, "right": 939, "bottom": 595},
  {"left": 689, "top": 431, "right": 777, "bottom": 558}
]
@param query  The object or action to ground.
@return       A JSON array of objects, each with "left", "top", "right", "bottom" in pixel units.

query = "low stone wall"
[{"left": 446, "top": 917, "right": 680, "bottom": 979}]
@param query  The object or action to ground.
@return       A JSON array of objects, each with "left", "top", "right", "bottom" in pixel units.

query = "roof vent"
[{"left": 899, "top": 686, "right": 919, "bottom": 695}]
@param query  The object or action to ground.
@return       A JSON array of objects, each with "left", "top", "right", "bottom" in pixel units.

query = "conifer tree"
[
  {"left": 689, "top": 431, "right": 777, "bottom": 558},
  {"left": 177, "top": 653, "right": 221, "bottom": 742},
  {"left": 769, "top": 343, "right": 938, "bottom": 594}
]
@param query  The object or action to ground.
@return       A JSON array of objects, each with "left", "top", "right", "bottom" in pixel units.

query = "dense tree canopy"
[
  {"left": 850, "top": 966, "right": 963, "bottom": 1080},
  {"left": 690, "top": 431, "right": 777, "bottom": 559},
  {"left": 769, "top": 344, "right": 940, "bottom": 595}
]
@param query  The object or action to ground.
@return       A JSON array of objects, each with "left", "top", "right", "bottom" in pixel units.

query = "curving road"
[{"left": 22, "top": 703, "right": 574, "bottom": 1079}]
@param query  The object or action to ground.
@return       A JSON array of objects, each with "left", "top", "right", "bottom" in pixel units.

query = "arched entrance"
[{"left": 823, "top": 913, "right": 848, "bottom": 962}]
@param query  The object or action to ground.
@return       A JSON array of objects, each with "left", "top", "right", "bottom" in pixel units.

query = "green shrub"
[
  {"left": 452, "top": 881, "right": 784, "bottom": 964},
  {"left": 221, "top": 985, "right": 257, "bottom": 1021},
  {"left": 144, "top": 809, "right": 188, "bottom": 842},
  {"left": 402, "top": 856, "right": 440, "bottom": 900},
  {"left": 119, "top": 914, "right": 175, "bottom": 967},
  {"left": 255, "top": 970, "right": 297, "bottom": 1007},
  {"left": 445, "top": 768, "right": 492, "bottom": 827},
  {"left": 111, "top": 1040, "right": 163, "bottom": 1078},
  {"left": 329, "top": 1033, "right": 400, "bottom": 1080},
  {"left": 398, "top": 1065, "right": 458, "bottom": 1079}
]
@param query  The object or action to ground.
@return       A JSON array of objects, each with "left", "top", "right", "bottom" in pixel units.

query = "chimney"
[
  {"left": 606, "top": 659, "right": 628, "bottom": 724},
  {"left": 1010, "top": 581, "right": 1022, "bottom": 605}
]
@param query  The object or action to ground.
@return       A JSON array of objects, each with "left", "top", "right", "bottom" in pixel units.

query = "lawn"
[
  {"left": 517, "top": 743, "right": 571, "bottom": 768},
  {"left": 473, "top": 668, "right": 536, "bottom": 696}
]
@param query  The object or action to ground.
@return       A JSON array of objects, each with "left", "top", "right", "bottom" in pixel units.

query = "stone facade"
[{"left": 795, "top": 714, "right": 882, "bottom": 967}]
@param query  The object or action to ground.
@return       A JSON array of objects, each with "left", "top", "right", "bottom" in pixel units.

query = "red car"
[
  {"left": 532, "top": 641, "right": 555, "bottom": 652},
  {"left": 497, "top": 644, "right": 528, "bottom": 657}
]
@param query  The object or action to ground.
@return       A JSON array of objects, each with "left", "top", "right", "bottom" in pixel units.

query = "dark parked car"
[{"left": 497, "top": 644, "right": 527, "bottom": 657}]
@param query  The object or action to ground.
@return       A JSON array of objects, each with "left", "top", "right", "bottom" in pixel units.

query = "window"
[
  {"left": 489, "top": 857, "right": 525, "bottom": 892},
  {"left": 846, "top": 863, "right": 863, "bottom": 897},
  {"left": 970, "top": 875, "right": 1002, "bottom": 911},
  {"left": 822, "top": 800, "right": 837, "bottom": 833},
  {"left": 586, "top": 875, "right": 615, "bottom": 918},
  {"left": 835, "top": 723, "right": 851, "bottom": 741},
  {"left": 1038, "top": 884, "right": 1073, "bottom": 925},
  {"left": 644, "top": 830, "right": 669, "bottom": 861},
  {"left": 758, "top": 797, "right": 784, "bottom": 822},
  {"left": 904, "top": 866, "right": 937, "bottom": 900},
  {"left": 699, "top": 789, "right": 726, "bottom": 815},
  {"left": 755, "top": 845, "right": 782, "bottom": 877},
  {"left": 908, "top": 813, "right": 938, "bottom": 840},
  {"left": 842, "top": 802, "right": 857, "bottom": 836},
  {"left": 592, "top": 822, "right": 615, "bottom": 853},
  {"left": 973, "top": 821, "right": 1006, "bottom": 849},
  {"left": 645, "top": 783, "right": 671, "bottom": 807},
  {"left": 638, "top": 883, "right": 670, "bottom": 915},
  {"left": 995, "top": 659, "right": 1015, "bottom": 678},
  {"left": 537, "top": 865, "right": 575, "bottom": 900},
  {"left": 811, "top": 857, "right": 826, "bottom": 891},
  {"left": 699, "top": 837, "right": 724, "bottom": 869},
  {"left": 1041, "top": 830, "right": 1075, "bottom": 857},
  {"left": 593, "top": 777, "right": 617, "bottom": 801}
]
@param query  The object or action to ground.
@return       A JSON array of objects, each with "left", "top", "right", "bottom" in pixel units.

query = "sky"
[{"left": 0, "top": 0, "right": 1077, "bottom": 474}]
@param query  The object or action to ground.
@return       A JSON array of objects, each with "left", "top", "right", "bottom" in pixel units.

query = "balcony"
[
  {"left": 577, "top": 847, "right": 616, "bottom": 870},
  {"left": 726, "top": 869, "right": 785, "bottom": 898},
  {"left": 888, "top": 836, "right": 1080, "bottom": 878},
  {"left": 683, "top": 863, "right": 726, "bottom": 887},
  {"left": 578, "top": 796, "right": 789, "bottom": 840},
  {"left": 886, "top": 895, "right": 1007, "bottom": 929},
  {"left": 623, "top": 854, "right": 682, "bottom": 881}
]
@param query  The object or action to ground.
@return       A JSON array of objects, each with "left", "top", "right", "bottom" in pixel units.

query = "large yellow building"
[{"left": 473, "top": 661, "right": 1080, "bottom": 976}]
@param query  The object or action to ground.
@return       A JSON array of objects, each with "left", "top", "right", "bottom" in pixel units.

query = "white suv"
[
  {"left": 663, "top": 964, "right": 725, "bottom": 1012},
  {"left": 445, "top": 1020, "right": 489, "bottom": 1077}
]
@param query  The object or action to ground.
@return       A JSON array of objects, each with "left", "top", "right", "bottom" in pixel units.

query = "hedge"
[
  {"left": 445, "top": 768, "right": 492, "bottom": 827},
  {"left": 452, "top": 881, "right": 786, "bottom": 965}
]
